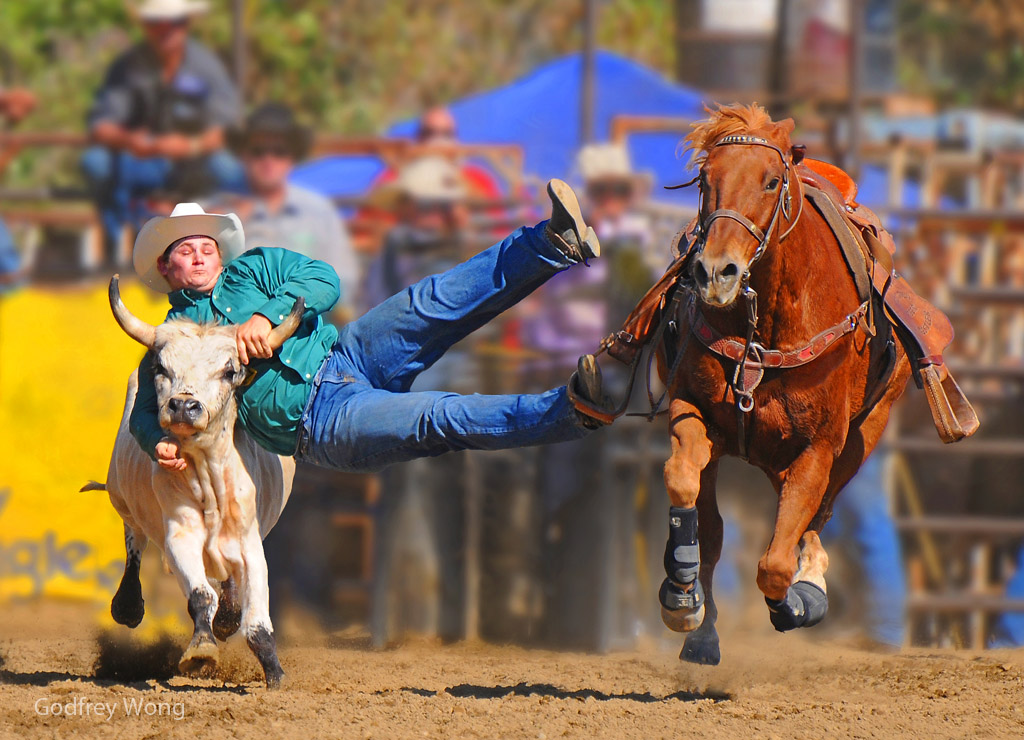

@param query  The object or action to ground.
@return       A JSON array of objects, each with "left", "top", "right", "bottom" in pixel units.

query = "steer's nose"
[{"left": 168, "top": 396, "right": 205, "bottom": 424}]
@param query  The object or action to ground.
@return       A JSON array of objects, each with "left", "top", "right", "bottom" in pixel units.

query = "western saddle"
[{"left": 594, "top": 158, "right": 979, "bottom": 444}]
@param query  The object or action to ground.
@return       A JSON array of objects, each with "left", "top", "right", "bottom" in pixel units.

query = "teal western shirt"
[{"left": 129, "top": 247, "right": 341, "bottom": 457}]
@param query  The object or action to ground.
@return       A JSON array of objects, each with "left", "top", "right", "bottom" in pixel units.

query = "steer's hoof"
[
  {"left": 680, "top": 627, "right": 721, "bottom": 665},
  {"left": 110, "top": 592, "right": 145, "bottom": 629},
  {"left": 264, "top": 665, "right": 285, "bottom": 690},
  {"left": 766, "top": 581, "right": 829, "bottom": 633},
  {"left": 213, "top": 605, "right": 242, "bottom": 642},
  {"left": 659, "top": 579, "right": 706, "bottom": 633},
  {"left": 178, "top": 637, "right": 219, "bottom": 678}
]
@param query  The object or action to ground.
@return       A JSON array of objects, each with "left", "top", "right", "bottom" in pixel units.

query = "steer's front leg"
[
  {"left": 164, "top": 517, "right": 220, "bottom": 678},
  {"left": 239, "top": 522, "right": 284, "bottom": 689},
  {"left": 661, "top": 398, "right": 715, "bottom": 634}
]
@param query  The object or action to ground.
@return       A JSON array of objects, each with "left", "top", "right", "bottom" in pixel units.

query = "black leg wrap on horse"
[
  {"left": 664, "top": 506, "right": 700, "bottom": 585},
  {"left": 660, "top": 577, "right": 705, "bottom": 612},
  {"left": 765, "top": 581, "right": 828, "bottom": 632}
]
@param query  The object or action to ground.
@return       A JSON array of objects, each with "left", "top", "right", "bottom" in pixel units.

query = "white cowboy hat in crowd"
[
  {"left": 371, "top": 155, "right": 468, "bottom": 208},
  {"left": 136, "top": 0, "right": 209, "bottom": 21},
  {"left": 576, "top": 143, "right": 635, "bottom": 183},
  {"left": 133, "top": 203, "right": 245, "bottom": 293}
]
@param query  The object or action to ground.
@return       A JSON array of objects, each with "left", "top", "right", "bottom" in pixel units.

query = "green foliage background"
[
  {"left": 0, "top": 0, "right": 671, "bottom": 186},
  {"left": 2, "top": 0, "right": 1023, "bottom": 187}
]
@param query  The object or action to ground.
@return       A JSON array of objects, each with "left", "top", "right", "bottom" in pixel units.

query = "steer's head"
[{"left": 108, "top": 276, "right": 304, "bottom": 442}]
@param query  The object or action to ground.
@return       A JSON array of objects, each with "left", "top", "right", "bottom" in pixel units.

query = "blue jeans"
[
  {"left": 80, "top": 146, "right": 246, "bottom": 254},
  {"left": 822, "top": 452, "right": 906, "bottom": 646},
  {"left": 296, "top": 223, "right": 592, "bottom": 473}
]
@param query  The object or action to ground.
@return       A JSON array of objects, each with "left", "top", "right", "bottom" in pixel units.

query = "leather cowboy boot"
[
  {"left": 545, "top": 179, "right": 600, "bottom": 263},
  {"left": 567, "top": 354, "right": 615, "bottom": 428}
]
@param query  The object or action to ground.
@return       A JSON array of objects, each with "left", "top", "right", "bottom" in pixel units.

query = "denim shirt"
[{"left": 129, "top": 247, "right": 340, "bottom": 458}]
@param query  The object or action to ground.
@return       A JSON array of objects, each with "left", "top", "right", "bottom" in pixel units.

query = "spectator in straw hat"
[
  {"left": 363, "top": 156, "right": 469, "bottom": 310},
  {"left": 81, "top": 0, "right": 245, "bottom": 264}
]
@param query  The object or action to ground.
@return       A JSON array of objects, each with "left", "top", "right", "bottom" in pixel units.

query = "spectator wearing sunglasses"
[
  {"left": 209, "top": 102, "right": 359, "bottom": 322},
  {"left": 81, "top": 0, "right": 246, "bottom": 264}
]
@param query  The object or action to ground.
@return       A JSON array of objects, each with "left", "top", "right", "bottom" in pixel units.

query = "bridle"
[
  {"left": 677, "top": 133, "right": 805, "bottom": 275},
  {"left": 669, "top": 135, "right": 818, "bottom": 458}
]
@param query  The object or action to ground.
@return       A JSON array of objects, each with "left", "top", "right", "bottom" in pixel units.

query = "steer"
[{"left": 91, "top": 276, "right": 301, "bottom": 688}]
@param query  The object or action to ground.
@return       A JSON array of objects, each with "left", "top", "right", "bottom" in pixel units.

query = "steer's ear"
[{"left": 267, "top": 297, "right": 306, "bottom": 351}]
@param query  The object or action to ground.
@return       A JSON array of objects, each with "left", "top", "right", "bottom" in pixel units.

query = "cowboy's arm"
[
  {"left": 128, "top": 352, "right": 165, "bottom": 462},
  {"left": 234, "top": 247, "right": 342, "bottom": 325}
]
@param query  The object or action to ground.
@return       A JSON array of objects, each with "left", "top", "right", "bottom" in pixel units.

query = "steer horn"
[
  {"left": 109, "top": 275, "right": 157, "bottom": 349},
  {"left": 266, "top": 297, "right": 306, "bottom": 350}
]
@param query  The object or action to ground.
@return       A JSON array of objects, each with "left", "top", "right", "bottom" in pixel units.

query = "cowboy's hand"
[
  {"left": 155, "top": 437, "right": 187, "bottom": 471},
  {"left": 236, "top": 314, "right": 274, "bottom": 365}
]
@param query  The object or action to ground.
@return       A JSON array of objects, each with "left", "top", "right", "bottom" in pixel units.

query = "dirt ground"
[{"left": 2, "top": 601, "right": 1023, "bottom": 740}]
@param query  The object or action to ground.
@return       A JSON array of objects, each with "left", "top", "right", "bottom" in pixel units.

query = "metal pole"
[
  {"left": 847, "top": 0, "right": 864, "bottom": 178},
  {"left": 580, "top": 0, "right": 597, "bottom": 146},
  {"left": 232, "top": 0, "right": 247, "bottom": 104}
]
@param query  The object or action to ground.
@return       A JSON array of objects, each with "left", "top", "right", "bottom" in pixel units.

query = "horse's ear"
[
  {"left": 775, "top": 118, "right": 796, "bottom": 138},
  {"left": 791, "top": 144, "right": 806, "bottom": 165}
]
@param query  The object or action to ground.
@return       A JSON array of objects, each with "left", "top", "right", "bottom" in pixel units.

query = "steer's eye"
[
  {"left": 766, "top": 177, "right": 780, "bottom": 191},
  {"left": 153, "top": 361, "right": 167, "bottom": 377},
  {"left": 221, "top": 362, "right": 238, "bottom": 380}
]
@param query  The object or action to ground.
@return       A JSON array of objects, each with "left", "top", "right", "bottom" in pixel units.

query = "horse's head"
[{"left": 684, "top": 104, "right": 803, "bottom": 308}]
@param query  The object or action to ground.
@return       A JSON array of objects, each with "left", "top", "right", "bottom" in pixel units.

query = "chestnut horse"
[{"left": 656, "top": 104, "right": 912, "bottom": 665}]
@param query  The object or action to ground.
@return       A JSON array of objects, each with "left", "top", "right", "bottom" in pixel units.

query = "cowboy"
[
  {"left": 128, "top": 182, "right": 612, "bottom": 474},
  {"left": 81, "top": 0, "right": 245, "bottom": 262},
  {"left": 212, "top": 102, "right": 360, "bottom": 319}
]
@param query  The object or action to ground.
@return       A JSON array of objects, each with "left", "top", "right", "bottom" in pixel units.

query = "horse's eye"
[{"left": 766, "top": 177, "right": 780, "bottom": 191}]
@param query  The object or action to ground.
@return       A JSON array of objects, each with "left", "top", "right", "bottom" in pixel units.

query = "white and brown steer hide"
[{"left": 93, "top": 276, "right": 301, "bottom": 688}]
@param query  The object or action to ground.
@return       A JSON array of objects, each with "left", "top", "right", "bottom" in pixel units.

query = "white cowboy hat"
[
  {"left": 577, "top": 143, "right": 635, "bottom": 182},
  {"left": 133, "top": 202, "right": 245, "bottom": 293},
  {"left": 136, "top": 0, "right": 209, "bottom": 21},
  {"left": 370, "top": 155, "right": 467, "bottom": 208}
]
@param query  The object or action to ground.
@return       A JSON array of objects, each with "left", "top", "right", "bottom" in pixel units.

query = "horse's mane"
[{"left": 682, "top": 103, "right": 776, "bottom": 168}]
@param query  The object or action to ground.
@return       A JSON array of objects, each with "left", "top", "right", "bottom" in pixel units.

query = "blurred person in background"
[
  {"left": 364, "top": 155, "right": 468, "bottom": 314},
  {"left": 357, "top": 106, "right": 508, "bottom": 242},
  {"left": 211, "top": 102, "right": 360, "bottom": 322},
  {"left": 81, "top": 0, "right": 244, "bottom": 265},
  {"left": 0, "top": 86, "right": 37, "bottom": 292}
]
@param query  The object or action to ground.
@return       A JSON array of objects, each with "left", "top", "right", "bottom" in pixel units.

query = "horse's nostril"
[
  {"left": 721, "top": 262, "right": 739, "bottom": 279},
  {"left": 693, "top": 261, "right": 710, "bottom": 286}
]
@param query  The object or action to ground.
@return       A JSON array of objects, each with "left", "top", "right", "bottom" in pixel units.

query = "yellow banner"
[{"left": 0, "top": 279, "right": 168, "bottom": 604}]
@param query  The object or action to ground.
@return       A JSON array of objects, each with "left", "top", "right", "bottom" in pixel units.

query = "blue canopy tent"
[
  {"left": 292, "top": 51, "right": 708, "bottom": 210},
  {"left": 291, "top": 50, "right": 927, "bottom": 213}
]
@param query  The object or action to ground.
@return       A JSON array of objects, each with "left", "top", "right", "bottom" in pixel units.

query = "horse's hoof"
[
  {"left": 659, "top": 578, "right": 705, "bottom": 632},
  {"left": 178, "top": 637, "right": 219, "bottom": 678},
  {"left": 681, "top": 629, "right": 721, "bottom": 665},
  {"left": 766, "top": 581, "right": 828, "bottom": 632}
]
